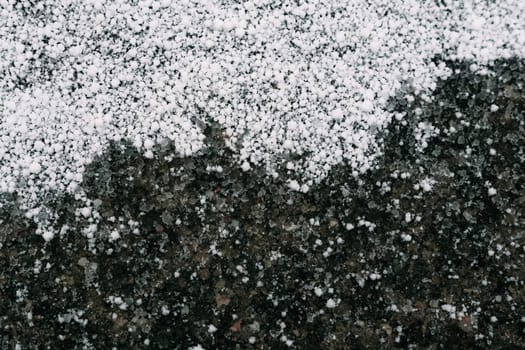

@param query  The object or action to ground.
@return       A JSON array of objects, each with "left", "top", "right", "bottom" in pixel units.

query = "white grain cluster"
[{"left": 0, "top": 0, "right": 524, "bottom": 238}]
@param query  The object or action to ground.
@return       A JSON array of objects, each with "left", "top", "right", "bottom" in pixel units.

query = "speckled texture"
[{"left": 1, "top": 59, "right": 524, "bottom": 349}]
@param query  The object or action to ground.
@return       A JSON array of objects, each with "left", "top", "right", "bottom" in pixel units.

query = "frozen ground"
[{"left": 0, "top": 1, "right": 525, "bottom": 349}]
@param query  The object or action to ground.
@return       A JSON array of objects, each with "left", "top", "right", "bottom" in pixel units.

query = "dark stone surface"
[{"left": 0, "top": 59, "right": 524, "bottom": 349}]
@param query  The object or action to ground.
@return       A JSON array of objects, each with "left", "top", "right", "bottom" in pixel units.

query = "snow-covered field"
[{"left": 1, "top": 0, "right": 524, "bottom": 237}]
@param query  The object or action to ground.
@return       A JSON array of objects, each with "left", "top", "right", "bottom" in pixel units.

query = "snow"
[
  {"left": 42, "top": 230, "right": 55, "bottom": 242},
  {"left": 109, "top": 230, "right": 121, "bottom": 241},
  {"left": 441, "top": 304, "right": 457, "bottom": 319},
  {"left": 490, "top": 104, "right": 500, "bottom": 112},
  {"left": 161, "top": 305, "right": 170, "bottom": 316},
  {"left": 419, "top": 178, "right": 434, "bottom": 192},
  {"left": 79, "top": 207, "right": 92, "bottom": 218},
  {"left": 282, "top": 139, "right": 294, "bottom": 150},
  {"left": 369, "top": 272, "right": 381, "bottom": 280},
  {"left": 287, "top": 180, "right": 301, "bottom": 192},
  {"left": 69, "top": 46, "right": 83, "bottom": 57},
  {"left": 360, "top": 100, "right": 374, "bottom": 113},
  {"left": 326, "top": 299, "right": 337, "bottom": 308},
  {"left": 143, "top": 138, "right": 155, "bottom": 149},
  {"left": 0, "top": 0, "right": 523, "bottom": 237},
  {"left": 335, "top": 31, "right": 346, "bottom": 44},
  {"left": 189, "top": 345, "right": 205, "bottom": 350},
  {"left": 441, "top": 304, "right": 455, "bottom": 313},
  {"left": 400, "top": 233, "right": 412, "bottom": 242},
  {"left": 28, "top": 162, "right": 42, "bottom": 174},
  {"left": 240, "top": 161, "right": 251, "bottom": 172}
]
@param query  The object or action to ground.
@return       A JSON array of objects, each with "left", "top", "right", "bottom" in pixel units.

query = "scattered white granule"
[
  {"left": 401, "top": 233, "right": 412, "bottom": 242},
  {"left": 207, "top": 324, "right": 218, "bottom": 333},
  {"left": 414, "top": 122, "right": 438, "bottom": 151},
  {"left": 109, "top": 230, "right": 121, "bottom": 241},
  {"left": 42, "top": 230, "right": 55, "bottom": 242},
  {"left": 143, "top": 138, "right": 155, "bottom": 149},
  {"left": 419, "top": 178, "right": 435, "bottom": 192},
  {"left": 240, "top": 161, "right": 251, "bottom": 172},
  {"left": 161, "top": 305, "right": 170, "bottom": 316},
  {"left": 369, "top": 272, "right": 381, "bottom": 280},
  {"left": 488, "top": 188, "right": 497, "bottom": 196},
  {"left": 490, "top": 104, "right": 499, "bottom": 112},
  {"left": 314, "top": 287, "right": 324, "bottom": 297},
  {"left": 441, "top": 304, "right": 457, "bottom": 319},
  {"left": 287, "top": 180, "right": 301, "bottom": 192},
  {"left": 189, "top": 345, "right": 205, "bottom": 350},
  {"left": 326, "top": 299, "right": 337, "bottom": 309},
  {"left": 79, "top": 207, "right": 92, "bottom": 218}
]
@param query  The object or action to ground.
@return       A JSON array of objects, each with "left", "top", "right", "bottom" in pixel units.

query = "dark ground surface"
[{"left": 0, "top": 58, "right": 524, "bottom": 349}]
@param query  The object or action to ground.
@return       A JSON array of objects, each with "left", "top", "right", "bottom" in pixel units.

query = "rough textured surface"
[
  {"left": 1, "top": 59, "right": 524, "bottom": 349},
  {"left": 1, "top": 0, "right": 525, "bottom": 212}
]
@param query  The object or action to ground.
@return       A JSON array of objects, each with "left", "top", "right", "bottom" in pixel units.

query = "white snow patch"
[{"left": 0, "top": 0, "right": 523, "bottom": 230}]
